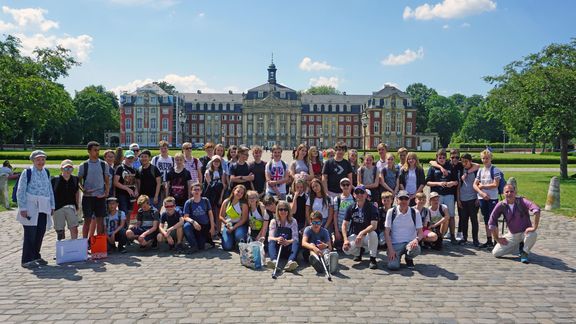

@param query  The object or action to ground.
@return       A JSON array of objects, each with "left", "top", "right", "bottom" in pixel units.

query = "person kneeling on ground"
[
  {"left": 342, "top": 185, "right": 379, "bottom": 269},
  {"left": 489, "top": 184, "right": 540, "bottom": 264},
  {"left": 104, "top": 197, "right": 127, "bottom": 253},
  {"left": 183, "top": 182, "right": 216, "bottom": 252},
  {"left": 126, "top": 195, "right": 160, "bottom": 248},
  {"left": 302, "top": 211, "right": 339, "bottom": 275},
  {"left": 385, "top": 190, "right": 424, "bottom": 270},
  {"left": 267, "top": 200, "right": 300, "bottom": 272},
  {"left": 157, "top": 196, "right": 185, "bottom": 252},
  {"left": 414, "top": 192, "right": 438, "bottom": 248}
]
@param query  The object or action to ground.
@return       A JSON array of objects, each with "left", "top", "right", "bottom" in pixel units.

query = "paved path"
[{"left": 1, "top": 208, "right": 575, "bottom": 323}]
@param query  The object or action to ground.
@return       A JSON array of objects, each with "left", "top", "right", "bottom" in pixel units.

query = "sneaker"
[
  {"left": 151, "top": 240, "right": 158, "bottom": 250},
  {"left": 520, "top": 252, "right": 529, "bottom": 264},
  {"left": 369, "top": 257, "right": 378, "bottom": 270},
  {"left": 455, "top": 232, "right": 463, "bottom": 241},
  {"left": 118, "top": 246, "right": 127, "bottom": 254},
  {"left": 21, "top": 261, "right": 38, "bottom": 269},
  {"left": 35, "top": 258, "right": 48, "bottom": 266},
  {"left": 266, "top": 259, "right": 277, "bottom": 269},
  {"left": 443, "top": 232, "right": 450, "bottom": 239},
  {"left": 405, "top": 257, "right": 415, "bottom": 269},
  {"left": 450, "top": 236, "right": 457, "bottom": 245},
  {"left": 186, "top": 245, "right": 199, "bottom": 254},
  {"left": 479, "top": 241, "right": 494, "bottom": 249},
  {"left": 473, "top": 240, "right": 481, "bottom": 248},
  {"left": 284, "top": 260, "right": 298, "bottom": 272},
  {"left": 175, "top": 244, "right": 184, "bottom": 253},
  {"left": 168, "top": 244, "right": 175, "bottom": 251},
  {"left": 353, "top": 255, "right": 362, "bottom": 262}
]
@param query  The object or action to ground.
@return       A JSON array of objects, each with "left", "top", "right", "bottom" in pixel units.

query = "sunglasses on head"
[{"left": 311, "top": 220, "right": 322, "bottom": 225}]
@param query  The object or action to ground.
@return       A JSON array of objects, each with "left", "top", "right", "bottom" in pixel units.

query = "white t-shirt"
[
  {"left": 405, "top": 169, "right": 417, "bottom": 194},
  {"left": 152, "top": 155, "right": 174, "bottom": 182},
  {"left": 385, "top": 206, "right": 422, "bottom": 244},
  {"left": 266, "top": 160, "right": 287, "bottom": 194},
  {"left": 306, "top": 196, "right": 330, "bottom": 220},
  {"left": 476, "top": 166, "right": 501, "bottom": 200}
]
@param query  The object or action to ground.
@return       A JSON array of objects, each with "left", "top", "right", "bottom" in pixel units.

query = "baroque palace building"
[{"left": 119, "top": 61, "right": 435, "bottom": 151}]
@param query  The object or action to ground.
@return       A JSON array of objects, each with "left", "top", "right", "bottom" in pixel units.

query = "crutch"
[
  {"left": 271, "top": 236, "right": 285, "bottom": 279},
  {"left": 319, "top": 251, "right": 332, "bottom": 281}
]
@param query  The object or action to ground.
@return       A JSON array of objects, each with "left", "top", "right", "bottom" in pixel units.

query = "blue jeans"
[
  {"left": 183, "top": 221, "right": 211, "bottom": 250},
  {"left": 387, "top": 242, "right": 421, "bottom": 270},
  {"left": 22, "top": 212, "right": 47, "bottom": 264},
  {"left": 221, "top": 224, "right": 248, "bottom": 251},
  {"left": 268, "top": 239, "right": 299, "bottom": 262},
  {"left": 479, "top": 199, "right": 498, "bottom": 225}
]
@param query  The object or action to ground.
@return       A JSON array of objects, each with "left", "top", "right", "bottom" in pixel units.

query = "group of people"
[{"left": 15, "top": 140, "right": 541, "bottom": 273}]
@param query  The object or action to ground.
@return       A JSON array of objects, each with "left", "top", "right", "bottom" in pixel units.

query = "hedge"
[{"left": 0, "top": 149, "right": 205, "bottom": 161}]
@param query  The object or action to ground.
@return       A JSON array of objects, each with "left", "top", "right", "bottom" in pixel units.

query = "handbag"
[
  {"left": 56, "top": 238, "right": 88, "bottom": 265},
  {"left": 239, "top": 239, "right": 265, "bottom": 269},
  {"left": 90, "top": 234, "right": 108, "bottom": 259}
]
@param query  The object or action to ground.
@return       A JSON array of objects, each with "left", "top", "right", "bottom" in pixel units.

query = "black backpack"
[
  {"left": 80, "top": 160, "right": 107, "bottom": 184},
  {"left": 388, "top": 207, "right": 417, "bottom": 230}
]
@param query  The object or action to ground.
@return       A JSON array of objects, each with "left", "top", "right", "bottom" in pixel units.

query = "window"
[
  {"left": 149, "top": 134, "right": 155, "bottom": 144},
  {"left": 229, "top": 124, "right": 234, "bottom": 135},
  {"left": 211, "top": 103, "right": 215, "bottom": 110},
  {"left": 290, "top": 125, "right": 296, "bottom": 136},
  {"left": 237, "top": 124, "right": 242, "bottom": 134},
  {"left": 124, "top": 107, "right": 132, "bottom": 115},
  {"left": 339, "top": 125, "right": 344, "bottom": 135},
  {"left": 303, "top": 116, "right": 307, "bottom": 122},
  {"left": 125, "top": 119, "right": 131, "bottom": 130},
  {"left": 407, "top": 112, "right": 413, "bottom": 118},
  {"left": 406, "top": 138, "right": 412, "bottom": 148},
  {"left": 329, "top": 105, "right": 333, "bottom": 112},
  {"left": 191, "top": 115, "right": 197, "bottom": 121},
  {"left": 331, "top": 125, "right": 336, "bottom": 136},
  {"left": 321, "top": 104, "right": 325, "bottom": 112},
  {"left": 202, "top": 103, "right": 207, "bottom": 111},
  {"left": 291, "top": 114, "right": 296, "bottom": 121},
  {"left": 214, "top": 115, "right": 220, "bottom": 121},
  {"left": 302, "top": 126, "right": 307, "bottom": 137},
  {"left": 150, "top": 96, "right": 156, "bottom": 104},
  {"left": 280, "top": 114, "right": 286, "bottom": 121},
  {"left": 346, "top": 116, "right": 351, "bottom": 122},
  {"left": 316, "top": 116, "right": 322, "bottom": 122},
  {"left": 280, "top": 92, "right": 285, "bottom": 99},
  {"left": 397, "top": 137, "right": 402, "bottom": 147},
  {"left": 137, "top": 118, "right": 143, "bottom": 130},
  {"left": 353, "top": 116, "right": 359, "bottom": 123},
  {"left": 343, "top": 104, "right": 348, "bottom": 112},
  {"left": 162, "top": 135, "right": 168, "bottom": 142},
  {"left": 162, "top": 108, "right": 169, "bottom": 115},
  {"left": 339, "top": 116, "right": 344, "bottom": 122},
  {"left": 407, "top": 122, "right": 413, "bottom": 134},
  {"left": 353, "top": 125, "right": 359, "bottom": 136},
  {"left": 162, "top": 118, "right": 168, "bottom": 130},
  {"left": 313, "top": 104, "right": 317, "bottom": 112},
  {"left": 258, "top": 91, "right": 263, "bottom": 98},
  {"left": 191, "top": 124, "right": 197, "bottom": 134},
  {"left": 137, "top": 107, "right": 142, "bottom": 114},
  {"left": 336, "top": 104, "right": 340, "bottom": 112},
  {"left": 332, "top": 116, "right": 336, "bottom": 122},
  {"left": 150, "top": 118, "right": 157, "bottom": 129},
  {"left": 248, "top": 124, "right": 253, "bottom": 135},
  {"left": 374, "top": 111, "right": 380, "bottom": 118},
  {"left": 199, "top": 114, "right": 204, "bottom": 121},
  {"left": 199, "top": 124, "right": 204, "bottom": 135},
  {"left": 136, "top": 96, "right": 143, "bottom": 104},
  {"left": 206, "top": 125, "right": 211, "bottom": 135},
  {"left": 126, "top": 134, "right": 132, "bottom": 144},
  {"left": 222, "top": 115, "right": 227, "bottom": 121},
  {"left": 374, "top": 122, "right": 380, "bottom": 134},
  {"left": 373, "top": 138, "right": 379, "bottom": 147},
  {"left": 314, "top": 125, "right": 321, "bottom": 136}
]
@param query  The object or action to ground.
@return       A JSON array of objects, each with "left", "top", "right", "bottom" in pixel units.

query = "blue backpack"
[{"left": 12, "top": 168, "right": 51, "bottom": 203}]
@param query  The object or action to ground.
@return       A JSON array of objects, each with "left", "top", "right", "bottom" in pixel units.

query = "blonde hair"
[
  {"left": 137, "top": 195, "right": 149, "bottom": 206},
  {"left": 480, "top": 149, "right": 492, "bottom": 159},
  {"left": 402, "top": 152, "right": 422, "bottom": 172},
  {"left": 275, "top": 200, "right": 293, "bottom": 223}
]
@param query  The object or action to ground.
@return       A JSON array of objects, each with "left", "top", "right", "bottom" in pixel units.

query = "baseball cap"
[
  {"left": 129, "top": 143, "right": 140, "bottom": 150},
  {"left": 429, "top": 192, "right": 440, "bottom": 199},
  {"left": 107, "top": 197, "right": 118, "bottom": 203},
  {"left": 124, "top": 150, "right": 135, "bottom": 158},
  {"left": 396, "top": 190, "right": 410, "bottom": 199},
  {"left": 354, "top": 185, "right": 367, "bottom": 193},
  {"left": 60, "top": 159, "right": 74, "bottom": 168},
  {"left": 29, "top": 150, "right": 47, "bottom": 160}
]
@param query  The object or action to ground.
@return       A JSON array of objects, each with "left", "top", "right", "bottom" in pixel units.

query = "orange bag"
[{"left": 90, "top": 234, "right": 108, "bottom": 259}]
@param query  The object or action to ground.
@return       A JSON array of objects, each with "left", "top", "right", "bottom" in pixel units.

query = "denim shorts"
[{"left": 130, "top": 227, "right": 158, "bottom": 241}]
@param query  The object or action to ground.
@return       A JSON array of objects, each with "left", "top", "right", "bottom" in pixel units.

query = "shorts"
[
  {"left": 130, "top": 227, "right": 158, "bottom": 241},
  {"left": 53, "top": 206, "right": 79, "bottom": 230},
  {"left": 82, "top": 196, "right": 106, "bottom": 219},
  {"left": 439, "top": 194, "right": 456, "bottom": 217}
]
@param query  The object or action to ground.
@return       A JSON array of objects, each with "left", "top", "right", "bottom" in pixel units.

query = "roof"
[
  {"left": 301, "top": 94, "right": 370, "bottom": 105},
  {"left": 182, "top": 93, "right": 243, "bottom": 103},
  {"left": 247, "top": 82, "right": 296, "bottom": 93},
  {"left": 371, "top": 85, "right": 409, "bottom": 98},
  {"left": 130, "top": 83, "right": 168, "bottom": 96}
]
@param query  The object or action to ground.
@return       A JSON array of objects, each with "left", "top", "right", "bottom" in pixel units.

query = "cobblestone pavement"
[{"left": 1, "top": 208, "right": 575, "bottom": 323}]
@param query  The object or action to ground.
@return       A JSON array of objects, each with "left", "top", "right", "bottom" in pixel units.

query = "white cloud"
[
  {"left": 443, "top": 24, "right": 450, "bottom": 29},
  {"left": 309, "top": 76, "right": 340, "bottom": 88},
  {"left": 381, "top": 47, "right": 424, "bottom": 66},
  {"left": 1, "top": 6, "right": 93, "bottom": 63},
  {"left": 2, "top": 6, "right": 58, "bottom": 32},
  {"left": 111, "top": 73, "right": 239, "bottom": 96},
  {"left": 15, "top": 33, "right": 93, "bottom": 63},
  {"left": 298, "top": 57, "right": 334, "bottom": 72},
  {"left": 461, "top": 22, "right": 471, "bottom": 28},
  {"left": 197, "top": 12, "right": 205, "bottom": 18},
  {"left": 403, "top": 0, "right": 496, "bottom": 20},
  {"left": 108, "top": 0, "right": 179, "bottom": 9}
]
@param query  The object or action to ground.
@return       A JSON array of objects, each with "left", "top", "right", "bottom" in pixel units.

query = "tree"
[
  {"left": 426, "top": 95, "right": 463, "bottom": 148},
  {"left": 0, "top": 35, "right": 78, "bottom": 148},
  {"left": 458, "top": 105, "right": 504, "bottom": 142},
  {"left": 304, "top": 85, "right": 341, "bottom": 95},
  {"left": 406, "top": 83, "right": 437, "bottom": 133},
  {"left": 72, "top": 85, "right": 120, "bottom": 144},
  {"left": 485, "top": 39, "right": 576, "bottom": 178},
  {"left": 154, "top": 81, "right": 176, "bottom": 95}
]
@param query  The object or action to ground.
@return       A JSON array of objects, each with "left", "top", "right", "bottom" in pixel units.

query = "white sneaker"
[
  {"left": 456, "top": 232, "right": 463, "bottom": 241},
  {"left": 266, "top": 260, "right": 277, "bottom": 269},
  {"left": 284, "top": 260, "right": 298, "bottom": 272},
  {"left": 443, "top": 232, "right": 451, "bottom": 239}
]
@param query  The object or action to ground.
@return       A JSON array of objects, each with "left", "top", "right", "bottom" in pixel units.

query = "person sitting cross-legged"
[
  {"left": 157, "top": 196, "right": 185, "bottom": 252},
  {"left": 267, "top": 200, "right": 300, "bottom": 272},
  {"left": 302, "top": 211, "right": 339, "bottom": 275},
  {"left": 489, "top": 184, "right": 541, "bottom": 264},
  {"left": 126, "top": 195, "right": 160, "bottom": 249},
  {"left": 385, "top": 190, "right": 424, "bottom": 270}
]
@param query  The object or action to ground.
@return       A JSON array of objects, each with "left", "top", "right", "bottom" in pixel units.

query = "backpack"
[
  {"left": 80, "top": 160, "right": 107, "bottom": 184},
  {"left": 360, "top": 166, "right": 378, "bottom": 183},
  {"left": 139, "top": 165, "right": 158, "bottom": 178},
  {"left": 479, "top": 165, "right": 506, "bottom": 195},
  {"left": 388, "top": 206, "right": 417, "bottom": 229},
  {"left": 12, "top": 168, "right": 51, "bottom": 203}
]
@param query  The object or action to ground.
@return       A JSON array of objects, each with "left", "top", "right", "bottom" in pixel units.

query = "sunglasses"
[
  {"left": 63, "top": 166, "right": 73, "bottom": 171},
  {"left": 451, "top": 156, "right": 460, "bottom": 159},
  {"left": 311, "top": 220, "right": 322, "bottom": 225},
  {"left": 341, "top": 183, "right": 350, "bottom": 187},
  {"left": 184, "top": 147, "right": 192, "bottom": 150},
  {"left": 278, "top": 208, "right": 289, "bottom": 212},
  {"left": 165, "top": 205, "right": 176, "bottom": 208},
  {"left": 398, "top": 197, "right": 410, "bottom": 201},
  {"left": 354, "top": 190, "right": 366, "bottom": 194},
  {"left": 132, "top": 149, "right": 139, "bottom": 152}
]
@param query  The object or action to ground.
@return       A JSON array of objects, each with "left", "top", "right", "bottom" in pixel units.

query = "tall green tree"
[
  {"left": 426, "top": 94, "right": 463, "bottom": 148},
  {"left": 485, "top": 39, "right": 576, "bottom": 178},
  {"left": 0, "top": 35, "right": 77, "bottom": 148},
  {"left": 405, "top": 83, "right": 437, "bottom": 133},
  {"left": 304, "top": 85, "right": 341, "bottom": 95},
  {"left": 71, "top": 85, "right": 120, "bottom": 144},
  {"left": 458, "top": 105, "right": 504, "bottom": 142}
]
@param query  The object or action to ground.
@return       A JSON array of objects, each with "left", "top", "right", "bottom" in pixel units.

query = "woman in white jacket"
[{"left": 17, "top": 150, "right": 55, "bottom": 268}]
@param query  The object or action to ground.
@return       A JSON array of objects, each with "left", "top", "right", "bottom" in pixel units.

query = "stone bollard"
[
  {"left": 545, "top": 176, "right": 560, "bottom": 211},
  {"left": 506, "top": 177, "right": 518, "bottom": 193}
]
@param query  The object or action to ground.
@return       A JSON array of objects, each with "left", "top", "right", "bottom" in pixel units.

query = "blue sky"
[{"left": 1, "top": 0, "right": 574, "bottom": 97}]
